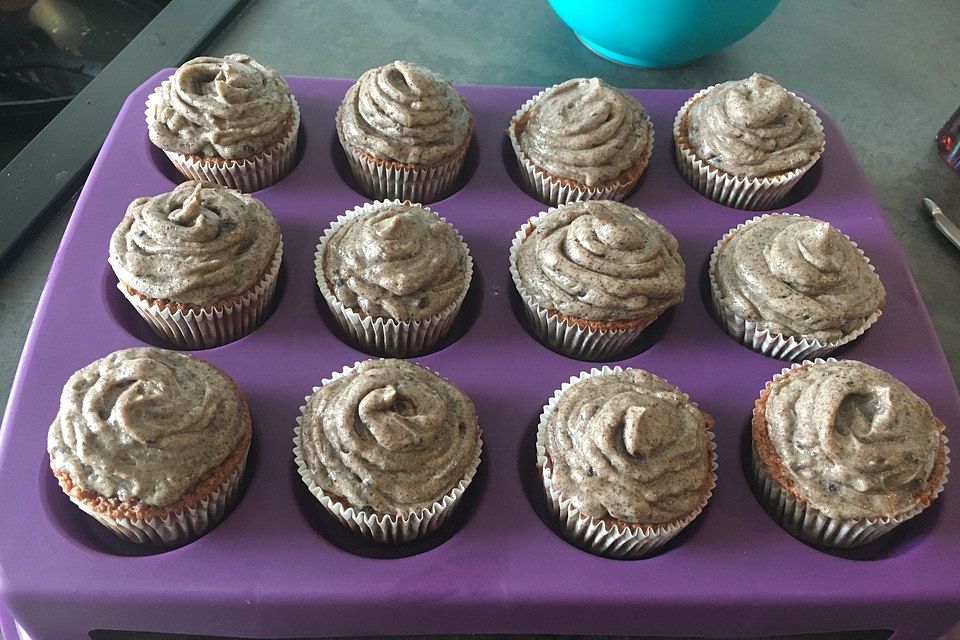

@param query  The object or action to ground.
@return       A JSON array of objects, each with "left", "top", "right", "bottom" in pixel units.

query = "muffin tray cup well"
[{"left": 0, "top": 72, "right": 958, "bottom": 640}]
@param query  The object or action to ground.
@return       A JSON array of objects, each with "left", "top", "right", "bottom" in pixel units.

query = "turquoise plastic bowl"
[{"left": 547, "top": 0, "right": 781, "bottom": 68}]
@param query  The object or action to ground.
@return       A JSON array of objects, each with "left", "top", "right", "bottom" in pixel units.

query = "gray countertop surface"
[{"left": 1, "top": 1, "right": 959, "bottom": 638}]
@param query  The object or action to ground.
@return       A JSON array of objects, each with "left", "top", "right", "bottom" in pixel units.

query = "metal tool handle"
[
  {"left": 934, "top": 213, "right": 960, "bottom": 251},
  {"left": 922, "top": 197, "right": 960, "bottom": 252}
]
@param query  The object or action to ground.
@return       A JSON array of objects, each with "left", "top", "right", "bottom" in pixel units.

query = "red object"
[{"left": 937, "top": 105, "right": 960, "bottom": 171}]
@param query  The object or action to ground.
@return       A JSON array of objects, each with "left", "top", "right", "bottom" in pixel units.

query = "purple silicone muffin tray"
[{"left": 1, "top": 71, "right": 959, "bottom": 640}]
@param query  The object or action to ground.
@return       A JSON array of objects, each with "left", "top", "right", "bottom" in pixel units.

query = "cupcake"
[
  {"left": 47, "top": 347, "right": 252, "bottom": 545},
  {"left": 109, "top": 181, "right": 283, "bottom": 349},
  {"left": 146, "top": 53, "right": 300, "bottom": 192},
  {"left": 709, "top": 213, "right": 884, "bottom": 361},
  {"left": 673, "top": 73, "right": 825, "bottom": 210},
  {"left": 508, "top": 77, "right": 654, "bottom": 205},
  {"left": 293, "top": 358, "right": 483, "bottom": 544},
  {"left": 315, "top": 200, "right": 472, "bottom": 357},
  {"left": 336, "top": 60, "right": 473, "bottom": 203},
  {"left": 510, "top": 200, "right": 685, "bottom": 360},
  {"left": 537, "top": 366, "right": 717, "bottom": 559},
  {"left": 752, "top": 359, "right": 949, "bottom": 548}
]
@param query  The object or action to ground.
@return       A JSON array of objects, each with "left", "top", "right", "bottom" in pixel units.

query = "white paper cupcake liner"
[
  {"left": 672, "top": 86, "right": 824, "bottom": 211},
  {"left": 335, "top": 103, "right": 470, "bottom": 204},
  {"left": 507, "top": 85, "right": 654, "bottom": 206},
  {"left": 315, "top": 201, "right": 472, "bottom": 358},
  {"left": 70, "top": 450, "right": 248, "bottom": 546},
  {"left": 509, "top": 213, "right": 657, "bottom": 361},
  {"left": 708, "top": 214, "right": 881, "bottom": 361},
  {"left": 292, "top": 360, "right": 483, "bottom": 544},
  {"left": 146, "top": 84, "right": 300, "bottom": 192},
  {"left": 751, "top": 358, "right": 951, "bottom": 548},
  {"left": 119, "top": 240, "right": 283, "bottom": 350},
  {"left": 536, "top": 366, "right": 718, "bottom": 559}
]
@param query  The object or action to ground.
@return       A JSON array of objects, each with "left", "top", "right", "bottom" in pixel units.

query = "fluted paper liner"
[
  {"left": 292, "top": 360, "right": 483, "bottom": 544},
  {"left": 509, "top": 212, "right": 659, "bottom": 361},
  {"left": 708, "top": 214, "right": 881, "bottom": 361},
  {"left": 335, "top": 102, "right": 471, "bottom": 204},
  {"left": 751, "top": 358, "right": 950, "bottom": 548},
  {"left": 146, "top": 84, "right": 301, "bottom": 192},
  {"left": 315, "top": 200, "right": 472, "bottom": 358},
  {"left": 118, "top": 240, "right": 283, "bottom": 350},
  {"left": 672, "top": 86, "right": 824, "bottom": 211},
  {"left": 69, "top": 450, "right": 248, "bottom": 546},
  {"left": 536, "top": 366, "right": 718, "bottom": 559},
  {"left": 508, "top": 85, "right": 654, "bottom": 206}
]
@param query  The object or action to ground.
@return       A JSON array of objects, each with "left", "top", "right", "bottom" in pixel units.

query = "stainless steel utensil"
[{"left": 922, "top": 197, "right": 960, "bottom": 252}]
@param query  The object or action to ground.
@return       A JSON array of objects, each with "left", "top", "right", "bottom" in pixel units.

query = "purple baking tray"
[{"left": 1, "top": 71, "right": 959, "bottom": 640}]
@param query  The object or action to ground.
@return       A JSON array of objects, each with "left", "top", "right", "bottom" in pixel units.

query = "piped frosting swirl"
[
  {"left": 686, "top": 73, "right": 824, "bottom": 179},
  {"left": 298, "top": 359, "right": 481, "bottom": 515},
  {"left": 337, "top": 60, "right": 473, "bottom": 165},
  {"left": 323, "top": 202, "right": 469, "bottom": 322},
  {"left": 714, "top": 214, "right": 884, "bottom": 341},
  {"left": 109, "top": 181, "right": 281, "bottom": 307},
  {"left": 516, "top": 77, "right": 652, "bottom": 187},
  {"left": 47, "top": 348, "right": 246, "bottom": 507},
  {"left": 543, "top": 368, "right": 711, "bottom": 524},
  {"left": 516, "top": 200, "right": 685, "bottom": 322},
  {"left": 148, "top": 53, "right": 293, "bottom": 159},
  {"left": 764, "top": 360, "right": 942, "bottom": 519}
]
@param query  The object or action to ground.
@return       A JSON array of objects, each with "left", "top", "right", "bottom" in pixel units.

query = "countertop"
[{"left": 1, "top": 1, "right": 958, "bottom": 638}]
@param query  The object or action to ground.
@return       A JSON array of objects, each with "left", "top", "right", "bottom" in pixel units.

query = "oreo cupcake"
[
  {"left": 537, "top": 366, "right": 717, "bottom": 559},
  {"left": 315, "top": 200, "right": 472, "bottom": 357},
  {"left": 709, "top": 213, "right": 884, "bottom": 361},
  {"left": 47, "top": 347, "right": 252, "bottom": 545},
  {"left": 508, "top": 77, "right": 653, "bottom": 205},
  {"left": 673, "top": 73, "right": 824, "bottom": 210},
  {"left": 752, "top": 359, "right": 949, "bottom": 547},
  {"left": 336, "top": 60, "right": 474, "bottom": 203},
  {"left": 510, "top": 200, "right": 685, "bottom": 360},
  {"left": 146, "top": 53, "right": 300, "bottom": 192},
  {"left": 109, "top": 181, "right": 283, "bottom": 349},
  {"left": 293, "top": 358, "right": 483, "bottom": 543}
]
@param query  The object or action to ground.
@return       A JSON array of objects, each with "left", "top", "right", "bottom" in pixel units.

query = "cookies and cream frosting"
[
  {"left": 298, "top": 359, "right": 480, "bottom": 515},
  {"left": 714, "top": 214, "right": 884, "bottom": 341},
  {"left": 686, "top": 73, "right": 824, "bottom": 179},
  {"left": 516, "top": 200, "right": 685, "bottom": 322},
  {"left": 516, "top": 77, "right": 652, "bottom": 187},
  {"left": 47, "top": 348, "right": 247, "bottom": 507},
  {"left": 337, "top": 60, "right": 473, "bottom": 165},
  {"left": 109, "top": 181, "right": 280, "bottom": 307},
  {"left": 543, "top": 369, "right": 711, "bottom": 524},
  {"left": 323, "top": 202, "right": 469, "bottom": 322},
  {"left": 764, "top": 360, "right": 942, "bottom": 519},
  {"left": 148, "top": 53, "right": 294, "bottom": 159}
]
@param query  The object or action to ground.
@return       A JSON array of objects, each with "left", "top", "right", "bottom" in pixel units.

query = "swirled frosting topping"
[
  {"left": 148, "top": 53, "right": 293, "bottom": 159},
  {"left": 299, "top": 359, "right": 480, "bottom": 515},
  {"left": 338, "top": 60, "right": 473, "bottom": 165},
  {"left": 47, "top": 348, "right": 246, "bottom": 506},
  {"left": 517, "top": 77, "right": 652, "bottom": 187},
  {"left": 109, "top": 181, "right": 280, "bottom": 306},
  {"left": 715, "top": 215, "right": 884, "bottom": 341},
  {"left": 686, "top": 73, "right": 824, "bottom": 178},
  {"left": 323, "top": 202, "right": 469, "bottom": 322},
  {"left": 543, "top": 369, "right": 711, "bottom": 524},
  {"left": 516, "top": 200, "right": 685, "bottom": 322},
  {"left": 765, "top": 360, "right": 941, "bottom": 519}
]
